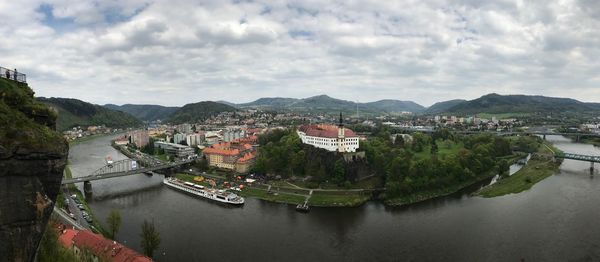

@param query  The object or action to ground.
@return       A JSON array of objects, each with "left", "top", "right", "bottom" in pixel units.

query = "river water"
[{"left": 68, "top": 135, "right": 600, "bottom": 261}]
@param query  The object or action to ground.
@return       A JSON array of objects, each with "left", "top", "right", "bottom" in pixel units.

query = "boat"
[
  {"left": 296, "top": 202, "right": 310, "bottom": 212},
  {"left": 106, "top": 156, "right": 114, "bottom": 167},
  {"left": 163, "top": 177, "right": 244, "bottom": 205}
]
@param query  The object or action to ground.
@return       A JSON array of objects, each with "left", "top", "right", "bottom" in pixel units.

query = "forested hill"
[
  {"left": 168, "top": 101, "right": 238, "bottom": 124},
  {"left": 443, "top": 93, "right": 600, "bottom": 114},
  {"left": 38, "top": 97, "right": 142, "bottom": 131},
  {"left": 424, "top": 99, "right": 466, "bottom": 114},
  {"left": 236, "top": 95, "right": 426, "bottom": 114},
  {"left": 104, "top": 104, "right": 179, "bottom": 121}
]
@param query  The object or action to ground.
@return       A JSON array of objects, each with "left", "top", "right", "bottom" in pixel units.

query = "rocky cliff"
[{"left": 0, "top": 78, "right": 68, "bottom": 262}]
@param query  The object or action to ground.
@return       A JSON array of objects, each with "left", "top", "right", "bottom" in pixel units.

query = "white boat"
[{"left": 163, "top": 177, "right": 244, "bottom": 205}]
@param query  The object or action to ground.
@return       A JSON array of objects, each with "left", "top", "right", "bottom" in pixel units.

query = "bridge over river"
[{"left": 62, "top": 158, "right": 194, "bottom": 192}]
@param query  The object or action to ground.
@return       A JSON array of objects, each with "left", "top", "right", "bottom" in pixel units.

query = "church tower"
[{"left": 337, "top": 112, "right": 345, "bottom": 152}]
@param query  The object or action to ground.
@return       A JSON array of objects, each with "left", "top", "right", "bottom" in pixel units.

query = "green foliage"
[
  {"left": 0, "top": 79, "right": 67, "bottom": 155},
  {"left": 103, "top": 104, "right": 179, "bottom": 121},
  {"left": 140, "top": 220, "right": 161, "bottom": 258},
  {"left": 37, "top": 97, "right": 142, "bottom": 131},
  {"left": 168, "top": 101, "right": 237, "bottom": 124},
  {"left": 37, "top": 219, "right": 78, "bottom": 262},
  {"left": 361, "top": 131, "right": 517, "bottom": 199},
  {"left": 106, "top": 209, "right": 122, "bottom": 240}
]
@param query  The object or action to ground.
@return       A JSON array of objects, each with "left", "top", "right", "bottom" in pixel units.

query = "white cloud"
[{"left": 1, "top": 0, "right": 600, "bottom": 106}]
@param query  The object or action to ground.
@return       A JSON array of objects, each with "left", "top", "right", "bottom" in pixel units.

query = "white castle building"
[{"left": 297, "top": 113, "right": 360, "bottom": 153}]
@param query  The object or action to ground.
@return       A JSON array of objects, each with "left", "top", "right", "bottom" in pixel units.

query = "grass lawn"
[
  {"left": 476, "top": 142, "right": 562, "bottom": 198},
  {"left": 308, "top": 193, "right": 371, "bottom": 207},
  {"left": 238, "top": 187, "right": 306, "bottom": 205},
  {"left": 414, "top": 140, "right": 463, "bottom": 160}
]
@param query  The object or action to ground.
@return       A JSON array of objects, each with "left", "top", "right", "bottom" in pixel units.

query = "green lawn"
[
  {"left": 308, "top": 193, "right": 371, "bottom": 207},
  {"left": 414, "top": 140, "right": 463, "bottom": 160},
  {"left": 238, "top": 187, "right": 306, "bottom": 204},
  {"left": 476, "top": 142, "right": 562, "bottom": 198},
  {"left": 475, "top": 113, "right": 531, "bottom": 120}
]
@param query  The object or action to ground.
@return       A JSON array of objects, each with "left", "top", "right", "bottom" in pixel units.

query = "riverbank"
[
  {"left": 63, "top": 165, "right": 109, "bottom": 236},
  {"left": 383, "top": 170, "right": 496, "bottom": 206},
  {"left": 173, "top": 173, "right": 372, "bottom": 207},
  {"left": 475, "top": 143, "right": 562, "bottom": 198},
  {"left": 68, "top": 133, "right": 112, "bottom": 146}
]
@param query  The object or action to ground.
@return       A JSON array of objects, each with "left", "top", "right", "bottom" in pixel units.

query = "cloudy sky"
[{"left": 2, "top": 0, "right": 600, "bottom": 106}]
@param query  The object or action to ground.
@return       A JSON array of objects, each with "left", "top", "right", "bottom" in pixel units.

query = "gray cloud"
[{"left": 1, "top": 0, "right": 599, "bottom": 107}]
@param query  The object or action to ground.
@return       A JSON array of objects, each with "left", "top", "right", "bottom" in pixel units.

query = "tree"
[
  {"left": 430, "top": 142, "right": 438, "bottom": 154},
  {"left": 106, "top": 209, "right": 122, "bottom": 240},
  {"left": 393, "top": 135, "right": 405, "bottom": 148},
  {"left": 333, "top": 159, "right": 346, "bottom": 184},
  {"left": 140, "top": 219, "right": 161, "bottom": 258},
  {"left": 498, "top": 159, "right": 510, "bottom": 178}
]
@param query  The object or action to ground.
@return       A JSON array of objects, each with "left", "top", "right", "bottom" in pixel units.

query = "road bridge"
[
  {"left": 396, "top": 128, "right": 600, "bottom": 141},
  {"left": 62, "top": 158, "right": 195, "bottom": 193},
  {"left": 555, "top": 152, "right": 600, "bottom": 172}
]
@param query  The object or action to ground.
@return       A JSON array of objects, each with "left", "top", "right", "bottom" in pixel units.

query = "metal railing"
[{"left": 0, "top": 66, "right": 26, "bottom": 83}]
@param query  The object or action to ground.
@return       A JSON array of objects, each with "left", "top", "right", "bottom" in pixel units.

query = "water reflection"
[{"left": 68, "top": 134, "right": 600, "bottom": 261}]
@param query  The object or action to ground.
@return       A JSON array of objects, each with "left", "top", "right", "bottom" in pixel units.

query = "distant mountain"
[
  {"left": 237, "top": 95, "right": 425, "bottom": 114},
  {"left": 365, "top": 100, "right": 425, "bottom": 113},
  {"left": 168, "top": 101, "right": 238, "bottom": 124},
  {"left": 425, "top": 99, "right": 467, "bottom": 114},
  {"left": 104, "top": 104, "right": 179, "bottom": 121},
  {"left": 38, "top": 97, "right": 142, "bottom": 131},
  {"left": 239, "top": 97, "right": 301, "bottom": 109},
  {"left": 445, "top": 93, "right": 600, "bottom": 114}
]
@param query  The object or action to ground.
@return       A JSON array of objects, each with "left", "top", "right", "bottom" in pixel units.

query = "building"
[
  {"left": 155, "top": 141, "right": 196, "bottom": 158},
  {"left": 223, "top": 129, "right": 245, "bottom": 142},
  {"left": 129, "top": 130, "right": 149, "bottom": 148},
  {"left": 202, "top": 141, "right": 256, "bottom": 173},
  {"left": 297, "top": 113, "right": 359, "bottom": 153},
  {"left": 59, "top": 228, "right": 151, "bottom": 262},
  {"left": 186, "top": 133, "right": 204, "bottom": 146},
  {"left": 173, "top": 133, "right": 186, "bottom": 145}
]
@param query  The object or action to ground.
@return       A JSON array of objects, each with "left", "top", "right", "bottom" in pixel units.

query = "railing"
[{"left": 0, "top": 66, "right": 26, "bottom": 83}]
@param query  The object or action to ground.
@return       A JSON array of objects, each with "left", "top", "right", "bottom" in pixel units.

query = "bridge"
[
  {"left": 62, "top": 158, "right": 195, "bottom": 192},
  {"left": 395, "top": 128, "right": 600, "bottom": 141},
  {"left": 554, "top": 152, "right": 600, "bottom": 172}
]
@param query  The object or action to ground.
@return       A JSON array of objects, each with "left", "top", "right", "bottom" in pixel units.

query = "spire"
[{"left": 339, "top": 112, "right": 343, "bottom": 127}]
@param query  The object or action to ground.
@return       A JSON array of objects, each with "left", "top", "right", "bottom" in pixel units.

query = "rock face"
[{"left": 0, "top": 78, "right": 68, "bottom": 262}]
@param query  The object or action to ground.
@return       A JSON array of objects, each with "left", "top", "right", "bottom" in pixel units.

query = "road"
[
  {"left": 53, "top": 206, "right": 85, "bottom": 230},
  {"left": 61, "top": 187, "right": 91, "bottom": 229}
]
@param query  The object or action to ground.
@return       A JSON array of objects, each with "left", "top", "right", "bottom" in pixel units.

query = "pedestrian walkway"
[{"left": 0, "top": 66, "right": 26, "bottom": 83}]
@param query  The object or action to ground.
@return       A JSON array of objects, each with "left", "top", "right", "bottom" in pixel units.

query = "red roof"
[
  {"left": 59, "top": 228, "right": 78, "bottom": 248},
  {"left": 238, "top": 152, "right": 256, "bottom": 163},
  {"left": 298, "top": 124, "right": 358, "bottom": 138},
  {"left": 72, "top": 230, "right": 152, "bottom": 262}
]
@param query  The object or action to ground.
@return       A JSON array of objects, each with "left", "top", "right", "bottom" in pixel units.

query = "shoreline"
[{"left": 474, "top": 142, "right": 563, "bottom": 198}]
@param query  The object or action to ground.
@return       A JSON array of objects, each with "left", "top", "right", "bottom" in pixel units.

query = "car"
[
  {"left": 68, "top": 213, "right": 75, "bottom": 219},
  {"left": 78, "top": 205, "right": 85, "bottom": 210},
  {"left": 71, "top": 194, "right": 77, "bottom": 198}
]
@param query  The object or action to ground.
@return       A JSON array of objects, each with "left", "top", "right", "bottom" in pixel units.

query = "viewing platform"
[{"left": 0, "top": 66, "right": 27, "bottom": 83}]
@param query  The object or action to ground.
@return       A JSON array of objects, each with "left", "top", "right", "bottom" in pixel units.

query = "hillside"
[
  {"left": 104, "top": 104, "right": 179, "bottom": 121},
  {"left": 365, "top": 100, "right": 425, "bottom": 113},
  {"left": 38, "top": 97, "right": 142, "bottom": 131},
  {"left": 446, "top": 93, "right": 599, "bottom": 114},
  {"left": 239, "top": 97, "right": 301, "bottom": 109},
  {"left": 235, "top": 95, "right": 425, "bottom": 114},
  {"left": 0, "top": 78, "right": 68, "bottom": 261},
  {"left": 425, "top": 99, "right": 467, "bottom": 114},
  {"left": 168, "top": 101, "right": 238, "bottom": 124}
]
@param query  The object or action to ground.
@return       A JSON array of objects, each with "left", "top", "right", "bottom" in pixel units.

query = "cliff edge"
[{"left": 0, "top": 78, "right": 68, "bottom": 261}]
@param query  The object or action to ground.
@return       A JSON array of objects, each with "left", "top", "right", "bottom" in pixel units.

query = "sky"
[{"left": 2, "top": 0, "right": 600, "bottom": 107}]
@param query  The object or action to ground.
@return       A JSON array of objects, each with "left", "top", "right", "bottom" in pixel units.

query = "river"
[{"left": 68, "top": 135, "right": 600, "bottom": 261}]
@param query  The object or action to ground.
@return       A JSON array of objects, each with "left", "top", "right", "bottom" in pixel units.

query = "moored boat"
[{"left": 163, "top": 177, "right": 244, "bottom": 205}]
